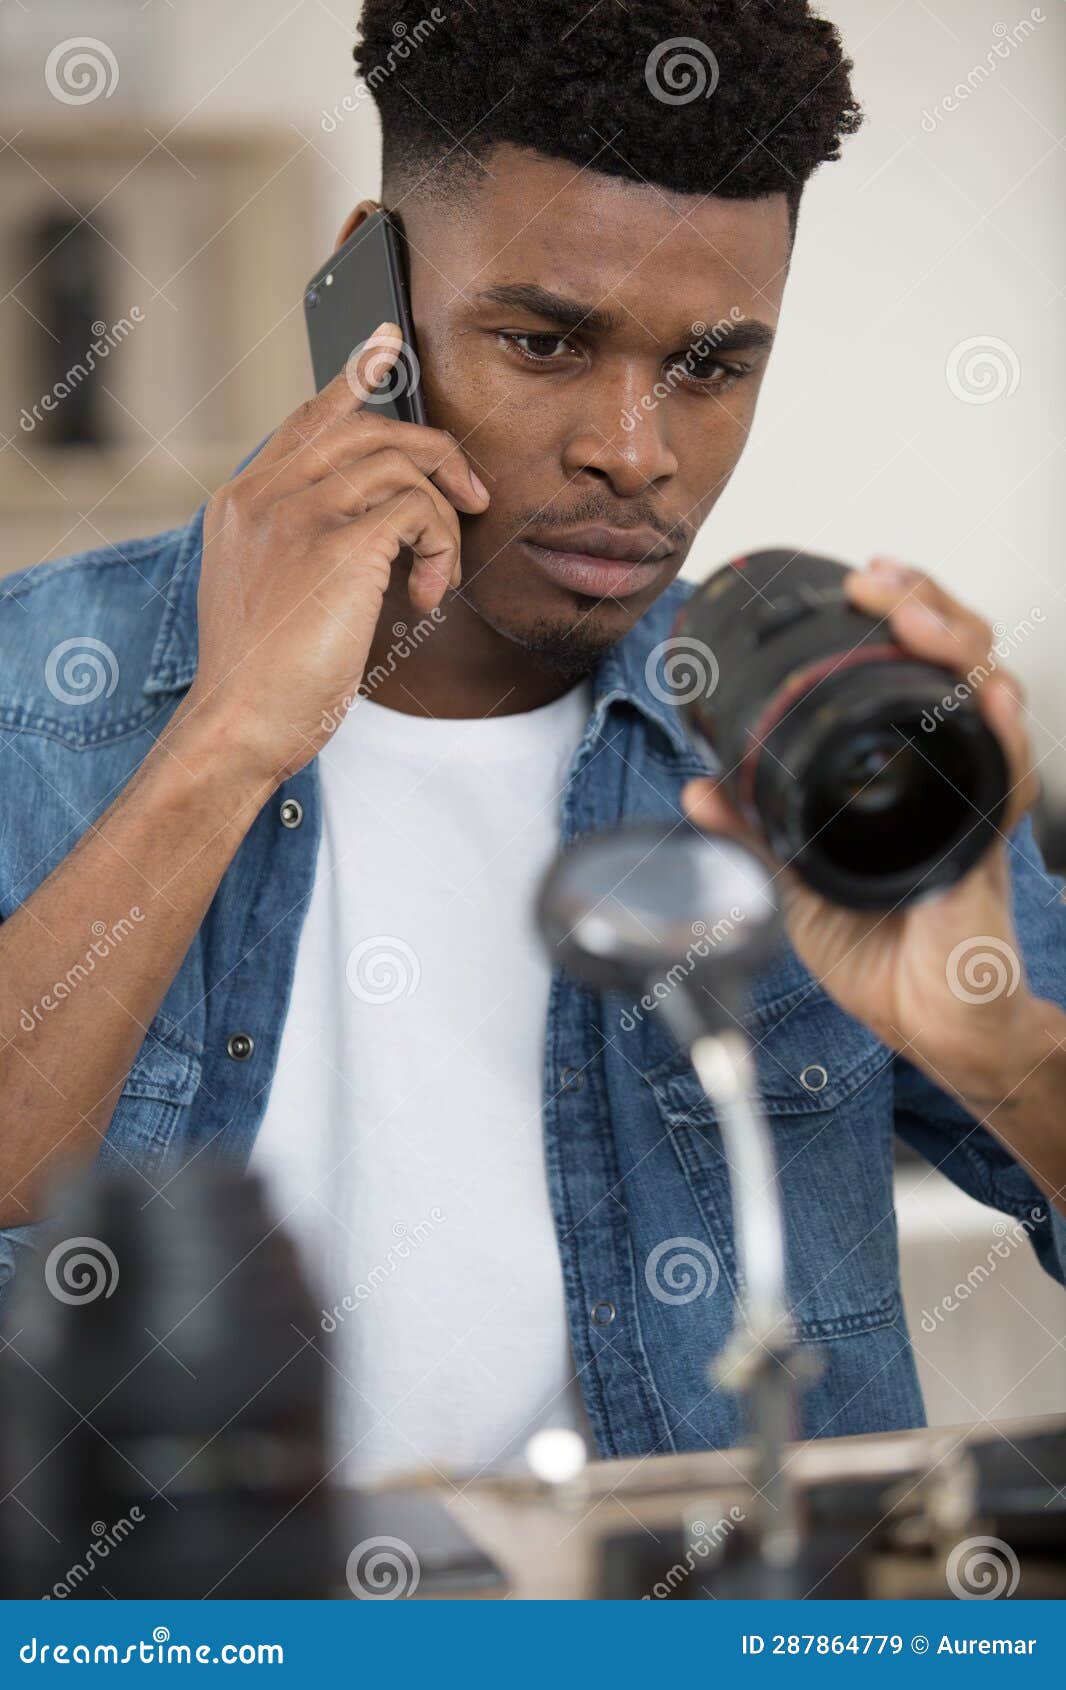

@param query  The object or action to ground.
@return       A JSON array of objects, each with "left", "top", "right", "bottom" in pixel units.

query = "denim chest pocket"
[
  {"left": 643, "top": 995, "right": 902, "bottom": 1343},
  {"left": 98, "top": 1013, "right": 204, "bottom": 1177}
]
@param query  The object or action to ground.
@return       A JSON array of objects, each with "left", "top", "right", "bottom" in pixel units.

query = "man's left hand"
[{"left": 682, "top": 555, "right": 1041, "bottom": 1099}]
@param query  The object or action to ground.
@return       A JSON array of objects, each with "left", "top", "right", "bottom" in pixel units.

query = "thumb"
[
  {"left": 682, "top": 776, "right": 763, "bottom": 853},
  {"left": 344, "top": 321, "right": 404, "bottom": 409}
]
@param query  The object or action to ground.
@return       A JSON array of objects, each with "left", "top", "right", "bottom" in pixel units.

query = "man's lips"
[{"left": 521, "top": 525, "right": 676, "bottom": 600}]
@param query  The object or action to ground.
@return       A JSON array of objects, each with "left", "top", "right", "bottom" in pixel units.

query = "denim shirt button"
[
  {"left": 227, "top": 1032, "right": 255, "bottom": 1062},
  {"left": 279, "top": 798, "right": 304, "bottom": 829},
  {"left": 560, "top": 1065, "right": 585, "bottom": 1093},
  {"left": 800, "top": 1063, "right": 828, "bottom": 1093},
  {"left": 590, "top": 1299, "right": 616, "bottom": 1327}
]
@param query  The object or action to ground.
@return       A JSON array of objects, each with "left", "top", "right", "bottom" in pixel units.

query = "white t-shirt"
[{"left": 253, "top": 683, "right": 594, "bottom": 1482}]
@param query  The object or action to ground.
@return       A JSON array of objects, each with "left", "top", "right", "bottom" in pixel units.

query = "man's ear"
[{"left": 335, "top": 200, "right": 383, "bottom": 251}]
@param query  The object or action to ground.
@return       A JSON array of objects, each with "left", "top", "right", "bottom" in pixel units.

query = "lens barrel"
[{"left": 677, "top": 549, "right": 1009, "bottom": 909}]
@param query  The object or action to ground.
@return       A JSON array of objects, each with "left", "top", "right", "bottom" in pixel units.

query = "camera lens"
[
  {"left": 832, "top": 731, "right": 912, "bottom": 814},
  {"left": 801, "top": 710, "right": 981, "bottom": 883},
  {"left": 305, "top": 286, "right": 320, "bottom": 309},
  {"left": 677, "top": 550, "right": 1009, "bottom": 909}
]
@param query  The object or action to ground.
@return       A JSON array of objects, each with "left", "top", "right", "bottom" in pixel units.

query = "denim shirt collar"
[
  {"left": 141, "top": 496, "right": 697, "bottom": 765},
  {"left": 587, "top": 599, "right": 695, "bottom": 763}
]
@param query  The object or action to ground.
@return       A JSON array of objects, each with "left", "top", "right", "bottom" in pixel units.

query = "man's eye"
[
  {"left": 672, "top": 354, "right": 749, "bottom": 389},
  {"left": 501, "top": 333, "right": 573, "bottom": 363}
]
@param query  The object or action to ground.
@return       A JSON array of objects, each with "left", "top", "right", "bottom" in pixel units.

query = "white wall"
[
  {"left": 722, "top": 0, "right": 1066, "bottom": 794},
  {"left": 113, "top": 0, "right": 1066, "bottom": 791}
]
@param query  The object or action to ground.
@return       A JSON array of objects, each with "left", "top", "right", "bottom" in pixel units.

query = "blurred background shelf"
[
  {"left": 0, "top": 444, "right": 246, "bottom": 567},
  {"left": 1, "top": 117, "right": 316, "bottom": 572}
]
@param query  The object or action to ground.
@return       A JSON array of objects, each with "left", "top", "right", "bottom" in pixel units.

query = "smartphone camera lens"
[{"left": 305, "top": 286, "right": 320, "bottom": 309}]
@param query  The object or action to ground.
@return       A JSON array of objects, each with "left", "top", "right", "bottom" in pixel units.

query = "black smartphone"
[{"left": 303, "top": 209, "right": 427, "bottom": 425}]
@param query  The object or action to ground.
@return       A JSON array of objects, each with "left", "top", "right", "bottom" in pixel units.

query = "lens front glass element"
[{"left": 805, "top": 717, "right": 978, "bottom": 878}]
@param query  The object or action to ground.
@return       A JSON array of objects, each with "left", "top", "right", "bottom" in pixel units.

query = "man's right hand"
[
  {"left": 0, "top": 325, "right": 495, "bottom": 1220},
  {"left": 182, "top": 322, "right": 490, "bottom": 788}
]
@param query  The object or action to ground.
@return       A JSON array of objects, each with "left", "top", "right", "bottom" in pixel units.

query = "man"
[{"left": 1, "top": 0, "right": 1064, "bottom": 1481}]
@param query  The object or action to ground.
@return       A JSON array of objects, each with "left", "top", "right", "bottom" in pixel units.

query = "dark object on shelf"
[
  {"left": 27, "top": 213, "right": 111, "bottom": 447},
  {"left": 677, "top": 550, "right": 1009, "bottom": 909},
  {"left": 0, "top": 1164, "right": 507, "bottom": 1600},
  {"left": 0, "top": 1165, "right": 331, "bottom": 1597}
]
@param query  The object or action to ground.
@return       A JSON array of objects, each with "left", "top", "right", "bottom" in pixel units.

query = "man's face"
[{"left": 398, "top": 143, "right": 792, "bottom": 666}]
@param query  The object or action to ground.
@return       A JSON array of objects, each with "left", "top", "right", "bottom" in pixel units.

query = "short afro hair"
[{"left": 354, "top": 1, "right": 861, "bottom": 227}]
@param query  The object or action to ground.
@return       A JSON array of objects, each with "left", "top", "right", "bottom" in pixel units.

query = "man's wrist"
[
  {"left": 924, "top": 992, "right": 1066, "bottom": 1126},
  {"left": 148, "top": 698, "right": 281, "bottom": 837}
]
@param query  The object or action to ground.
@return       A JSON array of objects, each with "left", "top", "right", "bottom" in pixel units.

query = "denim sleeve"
[
  {"left": 0, "top": 1222, "right": 43, "bottom": 1325},
  {"left": 893, "top": 813, "right": 1066, "bottom": 1286}
]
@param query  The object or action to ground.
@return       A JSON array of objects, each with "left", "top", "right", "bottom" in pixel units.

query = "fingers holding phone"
[
  {"left": 186, "top": 325, "right": 488, "bottom": 790},
  {"left": 250, "top": 375, "right": 488, "bottom": 517}
]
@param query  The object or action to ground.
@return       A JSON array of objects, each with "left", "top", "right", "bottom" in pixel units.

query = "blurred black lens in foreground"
[
  {"left": 0, "top": 1167, "right": 330, "bottom": 1598},
  {"left": 677, "top": 549, "right": 1009, "bottom": 909}
]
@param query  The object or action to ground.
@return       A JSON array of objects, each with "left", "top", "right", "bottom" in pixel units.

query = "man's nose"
[{"left": 560, "top": 367, "right": 680, "bottom": 497}]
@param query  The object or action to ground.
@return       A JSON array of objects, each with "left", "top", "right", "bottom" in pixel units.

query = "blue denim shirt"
[{"left": 2, "top": 499, "right": 1065, "bottom": 1461}]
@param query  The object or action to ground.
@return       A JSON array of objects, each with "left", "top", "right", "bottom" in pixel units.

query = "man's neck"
[{"left": 363, "top": 579, "right": 585, "bottom": 719}]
